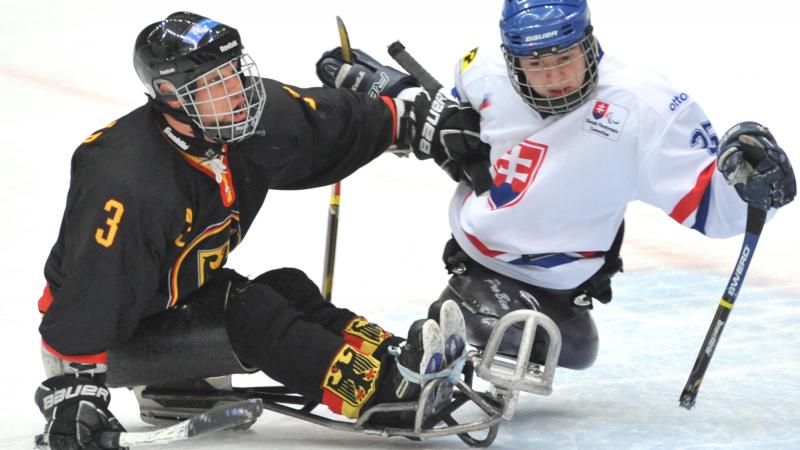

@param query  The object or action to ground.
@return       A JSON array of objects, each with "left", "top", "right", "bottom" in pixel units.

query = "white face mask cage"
[
  {"left": 176, "top": 54, "right": 266, "bottom": 143},
  {"left": 503, "top": 34, "right": 599, "bottom": 116}
]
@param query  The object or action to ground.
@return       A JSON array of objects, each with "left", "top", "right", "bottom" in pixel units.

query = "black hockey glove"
[
  {"left": 316, "top": 47, "right": 420, "bottom": 98},
  {"left": 572, "top": 255, "right": 623, "bottom": 309},
  {"left": 399, "top": 89, "right": 493, "bottom": 195},
  {"left": 717, "top": 121, "right": 796, "bottom": 210},
  {"left": 35, "top": 374, "right": 126, "bottom": 449}
]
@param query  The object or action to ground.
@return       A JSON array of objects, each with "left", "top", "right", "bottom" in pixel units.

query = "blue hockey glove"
[
  {"left": 34, "top": 374, "right": 126, "bottom": 449},
  {"left": 399, "top": 89, "right": 493, "bottom": 195},
  {"left": 717, "top": 121, "right": 796, "bottom": 210},
  {"left": 316, "top": 47, "right": 420, "bottom": 98}
]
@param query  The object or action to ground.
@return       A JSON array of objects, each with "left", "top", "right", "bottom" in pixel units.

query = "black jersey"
[{"left": 40, "top": 79, "right": 396, "bottom": 357}]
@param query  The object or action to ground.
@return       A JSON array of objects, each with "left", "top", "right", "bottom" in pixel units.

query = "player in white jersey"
[
  {"left": 437, "top": 0, "right": 795, "bottom": 370},
  {"left": 317, "top": 0, "right": 794, "bottom": 371}
]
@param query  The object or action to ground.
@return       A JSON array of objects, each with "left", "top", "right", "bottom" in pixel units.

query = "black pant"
[
  {"left": 106, "top": 267, "right": 363, "bottom": 399},
  {"left": 223, "top": 267, "right": 360, "bottom": 401}
]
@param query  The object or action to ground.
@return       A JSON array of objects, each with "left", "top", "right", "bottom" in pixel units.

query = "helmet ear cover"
[{"left": 153, "top": 80, "right": 179, "bottom": 102}]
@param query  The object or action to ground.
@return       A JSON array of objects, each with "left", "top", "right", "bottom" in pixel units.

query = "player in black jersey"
[{"left": 34, "top": 12, "right": 487, "bottom": 449}]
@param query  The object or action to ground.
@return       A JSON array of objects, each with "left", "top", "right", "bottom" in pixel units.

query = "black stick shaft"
[
  {"left": 322, "top": 182, "right": 340, "bottom": 302},
  {"left": 679, "top": 205, "right": 767, "bottom": 409},
  {"left": 388, "top": 41, "right": 443, "bottom": 92},
  {"left": 322, "top": 16, "right": 351, "bottom": 302}
]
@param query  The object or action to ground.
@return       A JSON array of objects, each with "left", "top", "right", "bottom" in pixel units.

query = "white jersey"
[{"left": 449, "top": 44, "right": 754, "bottom": 290}]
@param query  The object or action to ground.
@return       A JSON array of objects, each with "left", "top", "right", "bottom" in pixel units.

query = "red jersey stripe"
[
  {"left": 381, "top": 97, "right": 397, "bottom": 146},
  {"left": 38, "top": 284, "right": 53, "bottom": 314},
  {"left": 464, "top": 231, "right": 505, "bottom": 257},
  {"left": 670, "top": 162, "right": 716, "bottom": 224}
]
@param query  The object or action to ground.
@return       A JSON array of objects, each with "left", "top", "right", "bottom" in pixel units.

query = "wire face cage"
[
  {"left": 503, "top": 34, "right": 599, "bottom": 115},
  {"left": 176, "top": 54, "right": 266, "bottom": 143}
]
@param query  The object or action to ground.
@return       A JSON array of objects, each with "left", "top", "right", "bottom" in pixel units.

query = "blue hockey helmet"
[
  {"left": 501, "top": 0, "right": 591, "bottom": 56},
  {"left": 499, "top": 0, "right": 600, "bottom": 115}
]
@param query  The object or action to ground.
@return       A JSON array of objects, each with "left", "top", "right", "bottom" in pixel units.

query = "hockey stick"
[
  {"left": 34, "top": 399, "right": 262, "bottom": 448},
  {"left": 679, "top": 205, "right": 767, "bottom": 409},
  {"left": 321, "top": 16, "right": 351, "bottom": 302},
  {"left": 100, "top": 398, "right": 262, "bottom": 448},
  {"left": 387, "top": 41, "right": 443, "bottom": 92}
]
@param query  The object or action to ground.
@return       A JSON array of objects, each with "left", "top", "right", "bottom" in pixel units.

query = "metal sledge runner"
[{"left": 134, "top": 310, "right": 561, "bottom": 447}]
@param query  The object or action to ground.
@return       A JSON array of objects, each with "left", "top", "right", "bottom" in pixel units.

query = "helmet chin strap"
[{"left": 147, "top": 96, "right": 225, "bottom": 158}]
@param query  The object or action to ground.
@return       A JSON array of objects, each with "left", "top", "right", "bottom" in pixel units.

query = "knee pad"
[
  {"left": 251, "top": 267, "right": 356, "bottom": 334},
  {"left": 556, "top": 312, "right": 598, "bottom": 370},
  {"left": 224, "top": 282, "right": 297, "bottom": 366},
  {"left": 251, "top": 267, "right": 321, "bottom": 306}
]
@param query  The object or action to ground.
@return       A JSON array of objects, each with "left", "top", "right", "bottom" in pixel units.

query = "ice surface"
[{"left": 1, "top": 1, "right": 798, "bottom": 448}]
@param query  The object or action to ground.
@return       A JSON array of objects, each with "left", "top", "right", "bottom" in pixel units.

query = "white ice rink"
[{"left": 1, "top": 1, "right": 798, "bottom": 448}]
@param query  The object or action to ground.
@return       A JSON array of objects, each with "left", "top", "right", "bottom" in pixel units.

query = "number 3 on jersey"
[{"left": 95, "top": 199, "right": 125, "bottom": 248}]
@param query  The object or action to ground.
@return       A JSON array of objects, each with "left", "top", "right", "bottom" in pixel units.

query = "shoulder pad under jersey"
[
  {"left": 455, "top": 45, "right": 507, "bottom": 81},
  {"left": 600, "top": 58, "right": 695, "bottom": 121},
  {"left": 459, "top": 47, "right": 480, "bottom": 74},
  {"left": 453, "top": 45, "right": 508, "bottom": 104}
]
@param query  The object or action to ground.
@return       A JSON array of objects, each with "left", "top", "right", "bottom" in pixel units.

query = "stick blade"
[
  {"left": 335, "top": 16, "right": 352, "bottom": 63},
  {"left": 114, "top": 398, "right": 263, "bottom": 447},
  {"left": 186, "top": 398, "right": 264, "bottom": 437}
]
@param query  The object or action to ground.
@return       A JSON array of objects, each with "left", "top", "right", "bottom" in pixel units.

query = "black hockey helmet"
[
  {"left": 134, "top": 12, "right": 243, "bottom": 101},
  {"left": 133, "top": 12, "right": 266, "bottom": 142}
]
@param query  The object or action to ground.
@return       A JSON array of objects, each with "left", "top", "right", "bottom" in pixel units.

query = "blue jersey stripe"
[
  {"left": 509, "top": 253, "right": 581, "bottom": 268},
  {"left": 691, "top": 182, "right": 712, "bottom": 234}
]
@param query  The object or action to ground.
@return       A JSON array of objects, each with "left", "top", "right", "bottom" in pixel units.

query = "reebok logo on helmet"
[{"left": 219, "top": 40, "right": 239, "bottom": 52}]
